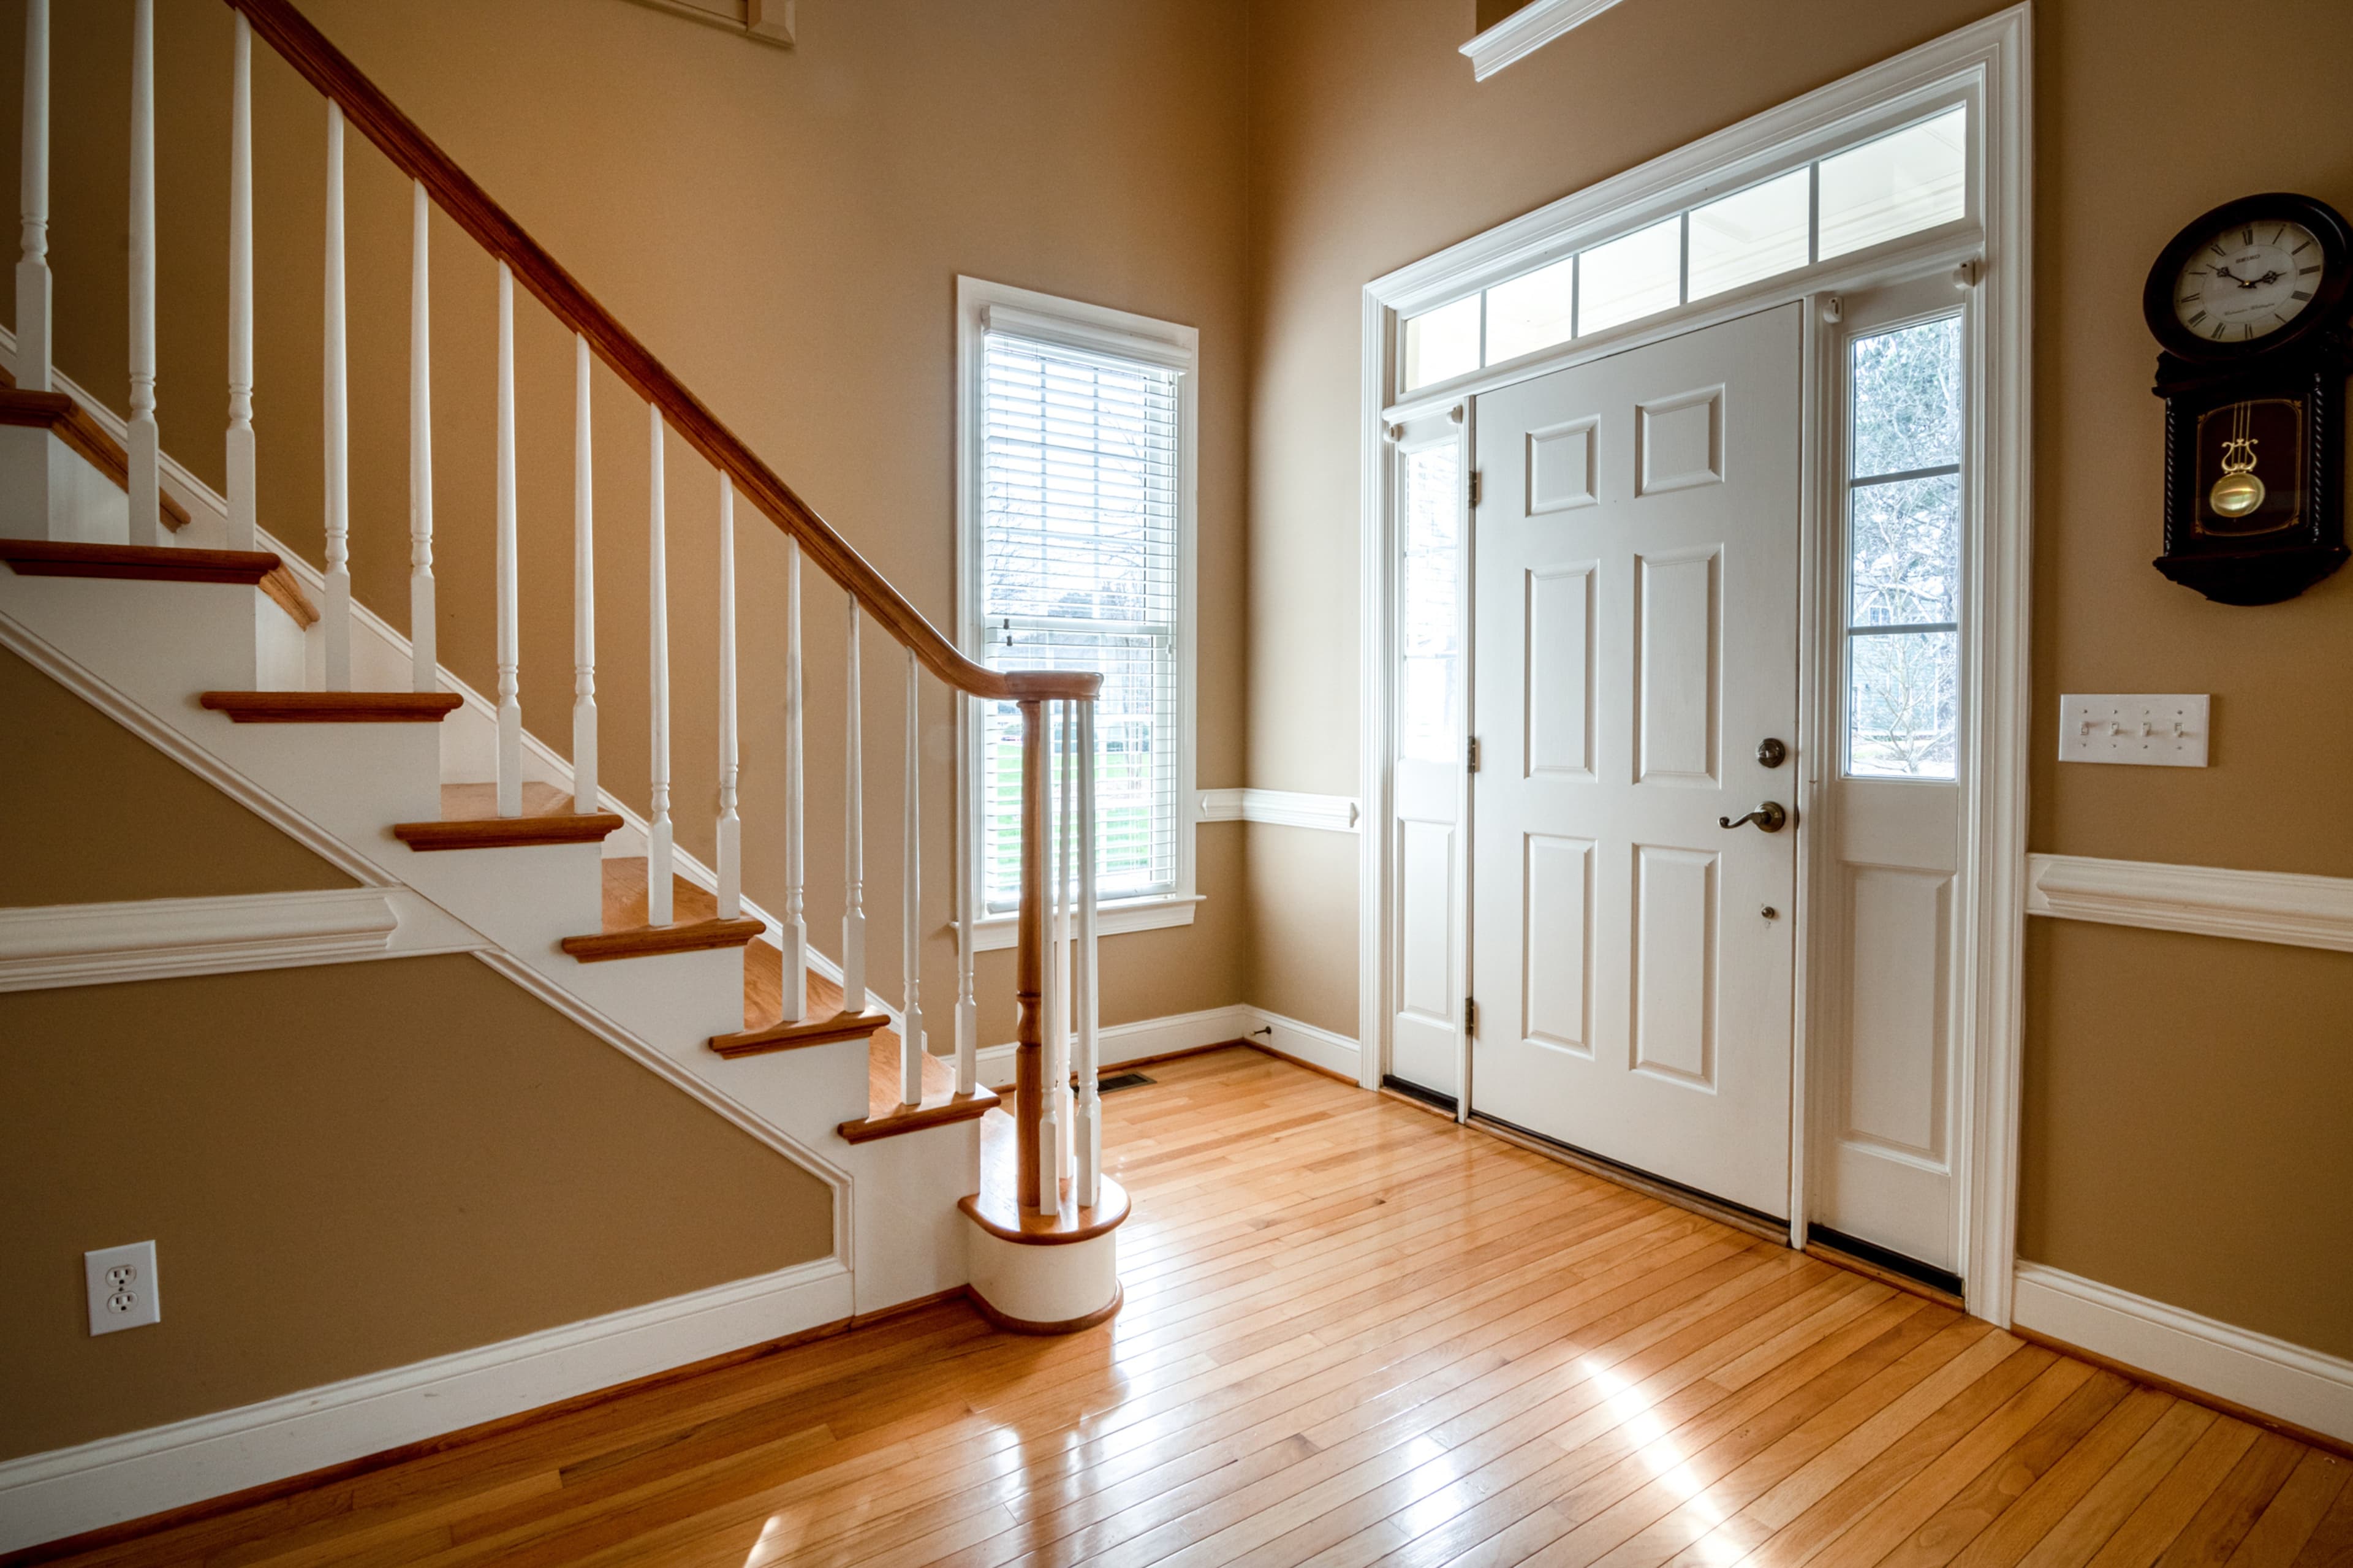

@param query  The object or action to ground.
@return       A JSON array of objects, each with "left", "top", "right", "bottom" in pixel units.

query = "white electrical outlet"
[
  {"left": 2058, "top": 694, "right": 2210, "bottom": 767},
  {"left": 84, "top": 1240, "right": 160, "bottom": 1335}
]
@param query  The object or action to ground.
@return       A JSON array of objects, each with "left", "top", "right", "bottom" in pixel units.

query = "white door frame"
[{"left": 1355, "top": 6, "right": 2032, "bottom": 1325}]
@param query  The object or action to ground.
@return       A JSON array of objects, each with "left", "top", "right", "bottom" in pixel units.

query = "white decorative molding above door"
[{"left": 1460, "top": 0, "right": 1630, "bottom": 81}]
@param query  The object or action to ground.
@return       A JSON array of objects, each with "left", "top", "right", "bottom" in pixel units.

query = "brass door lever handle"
[{"left": 1718, "top": 801, "right": 1790, "bottom": 833}]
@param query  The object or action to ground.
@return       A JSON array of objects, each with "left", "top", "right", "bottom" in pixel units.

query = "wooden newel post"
[{"left": 1015, "top": 696, "right": 1047, "bottom": 1212}]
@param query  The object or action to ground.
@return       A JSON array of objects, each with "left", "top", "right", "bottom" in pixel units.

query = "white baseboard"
[
  {"left": 1241, "top": 1006, "right": 1363, "bottom": 1081},
  {"left": 0, "top": 1257, "right": 851, "bottom": 1555},
  {"left": 2012, "top": 1262, "right": 2353, "bottom": 1444},
  {"left": 974, "top": 1001, "right": 1361, "bottom": 1087}
]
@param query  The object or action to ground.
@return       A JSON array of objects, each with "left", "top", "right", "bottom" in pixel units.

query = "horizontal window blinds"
[{"left": 980, "top": 332, "right": 1180, "bottom": 912}]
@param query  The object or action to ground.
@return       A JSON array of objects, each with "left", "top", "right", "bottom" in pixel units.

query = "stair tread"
[
  {"left": 199, "top": 691, "right": 465, "bottom": 722},
  {"left": 0, "top": 538, "right": 276, "bottom": 580},
  {"left": 0, "top": 540, "right": 324, "bottom": 633},
  {"left": 839, "top": 1045, "right": 998, "bottom": 1143},
  {"left": 558, "top": 857, "right": 764, "bottom": 961},
  {"left": 958, "top": 1105, "right": 1129, "bottom": 1242},
  {"left": 392, "top": 783, "right": 625, "bottom": 850}
]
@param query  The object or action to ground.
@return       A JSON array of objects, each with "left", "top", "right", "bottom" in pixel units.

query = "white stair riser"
[
  {"left": 1, "top": 572, "right": 260, "bottom": 696},
  {"left": 392, "top": 841, "right": 604, "bottom": 961},
  {"left": 0, "top": 426, "right": 127, "bottom": 543}
]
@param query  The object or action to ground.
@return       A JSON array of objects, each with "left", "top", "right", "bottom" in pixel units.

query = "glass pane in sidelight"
[
  {"left": 1688, "top": 167, "right": 1811, "bottom": 301},
  {"left": 1398, "top": 441, "right": 1463, "bottom": 765},
  {"left": 1485, "top": 254, "right": 1577, "bottom": 364},
  {"left": 1851, "top": 316, "right": 1961, "bottom": 478},
  {"left": 1575, "top": 216, "right": 1682, "bottom": 336},
  {"left": 1848, "top": 629, "right": 1958, "bottom": 779},
  {"left": 1849, "top": 474, "right": 1960, "bottom": 627},
  {"left": 1403, "top": 294, "right": 1482, "bottom": 391},
  {"left": 1817, "top": 107, "right": 1968, "bottom": 260}
]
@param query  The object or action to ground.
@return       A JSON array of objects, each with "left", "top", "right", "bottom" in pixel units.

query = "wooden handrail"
[{"left": 225, "top": 0, "right": 1098, "bottom": 705}]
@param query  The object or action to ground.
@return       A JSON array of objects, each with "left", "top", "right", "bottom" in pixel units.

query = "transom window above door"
[{"left": 1401, "top": 105, "right": 1968, "bottom": 392}]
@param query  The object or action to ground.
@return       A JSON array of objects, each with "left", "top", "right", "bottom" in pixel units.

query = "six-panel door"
[{"left": 1468, "top": 304, "right": 1803, "bottom": 1219}]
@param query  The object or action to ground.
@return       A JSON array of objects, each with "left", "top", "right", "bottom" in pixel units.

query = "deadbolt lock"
[{"left": 1756, "top": 737, "right": 1787, "bottom": 768}]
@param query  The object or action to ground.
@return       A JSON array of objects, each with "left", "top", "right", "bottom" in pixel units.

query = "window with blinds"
[{"left": 977, "top": 331, "right": 1181, "bottom": 914}]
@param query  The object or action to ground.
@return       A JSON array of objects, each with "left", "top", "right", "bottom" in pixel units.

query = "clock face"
[{"left": 2173, "top": 220, "right": 2325, "bottom": 344}]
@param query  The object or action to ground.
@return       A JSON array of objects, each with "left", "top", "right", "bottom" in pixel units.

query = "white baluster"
[
  {"left": 781, "top": 538, "right": 806, "bottom": 1023},
  {"left": 900, "top": 650, "right": 923, "bottom": 1106},
  {"left": 16, "top": 0, "right": 49, "bottom": 395},
  {"left": 321, "top": 101, "right": 350, "bottom": 688},
  {"left": 406, "top": 183, "right": 433, "bottom": 688},
  {"left": 954, "top": 689, "right": 977, "bottom": 1097},
  {"left": 646, "top": 404, "right": 673, "bottom": 926},
  {"left": 1076, "top": 697, "right": 1102, "bottom": 1206},
  {"left": 841, "top": 602, "right": 865, "bottom": 1010},
  {"left": 126, "top": 0, "right": 159, "bottom": 546},
  {"left": 1056, "top": 699, "right": 1078, "bottom": 1189},
  {"left": 1038, "top": 702, "right": 1067, "bottom": 1219},
  {"left": 716, "top": 474, "right": 741, "bottom": 920},
  {"left": 224, "top": 13, "right": 253, "bottom": 551},
  {"left": 570, "top": 336, "right": 597, "bottom": 810},
  {"left": 494, "top": 262, "right": 520, "bottom": 816}
]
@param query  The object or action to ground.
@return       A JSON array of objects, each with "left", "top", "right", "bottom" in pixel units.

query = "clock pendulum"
[{"left": 2209, "top": 400, "right": 2265, "bottom": 518}]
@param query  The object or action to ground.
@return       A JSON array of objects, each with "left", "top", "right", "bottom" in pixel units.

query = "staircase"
[{"left": 0, "top": 0, "right": 1126, "bottom": 1346}]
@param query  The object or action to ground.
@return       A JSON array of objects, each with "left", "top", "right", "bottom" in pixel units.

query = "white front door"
[
  {"left": 1469, "top": 304, "right": 1803, "bottom": 1219},
  {"left": 1387, "top": 409, "right": 1470, "bottom": 1103}
]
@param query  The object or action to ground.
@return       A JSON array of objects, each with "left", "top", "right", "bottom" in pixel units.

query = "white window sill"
[{"left": 969, "top": 894, "right": 1203, "bottom": 952}]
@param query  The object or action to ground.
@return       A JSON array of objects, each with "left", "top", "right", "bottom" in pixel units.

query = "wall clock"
[{"left": 2142, "top": 192, "right": 2352, "bottom": 605}]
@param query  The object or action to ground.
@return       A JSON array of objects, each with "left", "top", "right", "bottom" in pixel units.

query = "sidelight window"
[{"left": 1843, "top": 314, "right": 1963, "bottom": 778}]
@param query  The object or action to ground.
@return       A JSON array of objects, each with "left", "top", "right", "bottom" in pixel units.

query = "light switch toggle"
[{"left": 2058, "top": 695, "right": 2210, "bottom": 767}]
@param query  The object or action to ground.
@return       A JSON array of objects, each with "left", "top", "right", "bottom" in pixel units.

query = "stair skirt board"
[{"left": 0, "top": 1257, "right": 852, "bottom": 1556}]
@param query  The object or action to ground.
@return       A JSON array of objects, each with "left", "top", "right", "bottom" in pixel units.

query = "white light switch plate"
[
  {"left": 85, "top": 1240, "right": 160, "bottom": 1335},
  {"left": 2058, "top": 694, "right": 2209, "bottom": 767}
]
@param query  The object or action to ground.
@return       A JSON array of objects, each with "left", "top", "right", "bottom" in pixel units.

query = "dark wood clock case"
[
  {"left": 2153, "top": 336, "right": 2349, "bottom": 605},
  {"left": 2145, "top": 193, "right": 2353, "bottom": 606}
]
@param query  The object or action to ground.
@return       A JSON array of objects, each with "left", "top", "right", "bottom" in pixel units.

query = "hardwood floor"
[{"left": 27, "top": 1048, "right": 2349, "bottom": 1568}]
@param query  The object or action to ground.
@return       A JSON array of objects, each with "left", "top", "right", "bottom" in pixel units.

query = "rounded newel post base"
[
  {"left": 964, "top": 1230, "right": 1123, "bottom": 1334},
  {"left": 960, "top": 1107, "right": 1129, "bottom": 1334}
]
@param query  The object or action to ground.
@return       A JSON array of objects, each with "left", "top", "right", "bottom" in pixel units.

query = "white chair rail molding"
[{"left": 2026, "top": 852, "right": 2353, "bottom": 954}]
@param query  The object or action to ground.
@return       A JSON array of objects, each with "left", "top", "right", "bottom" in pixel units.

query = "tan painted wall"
[
  {"left": 2, "top": 0, "right": 1253, "bottom": 1043},
  {"left": 1243, "top": 0, "right": 2353, "bottom": 1351},
  {"left": 0, "top": 954, "right": 834, "bottom": 1460},
  {"left": 2020, "top": 922, "right": 2353, "bottom": 1362},
  {"left": 0, "top": 646, "right": 352, "bottom": 906},
  {"left": 1474, "top": 0, "right": 1541, "bottom": 35}
]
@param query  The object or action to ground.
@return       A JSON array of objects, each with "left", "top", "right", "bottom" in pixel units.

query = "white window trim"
[
  {"left": 1358, "top": 6, "right": 2031, "bottom": 1326},
  {"left": 954, "top": 276, "right": 1200, "bottom": 954}
]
